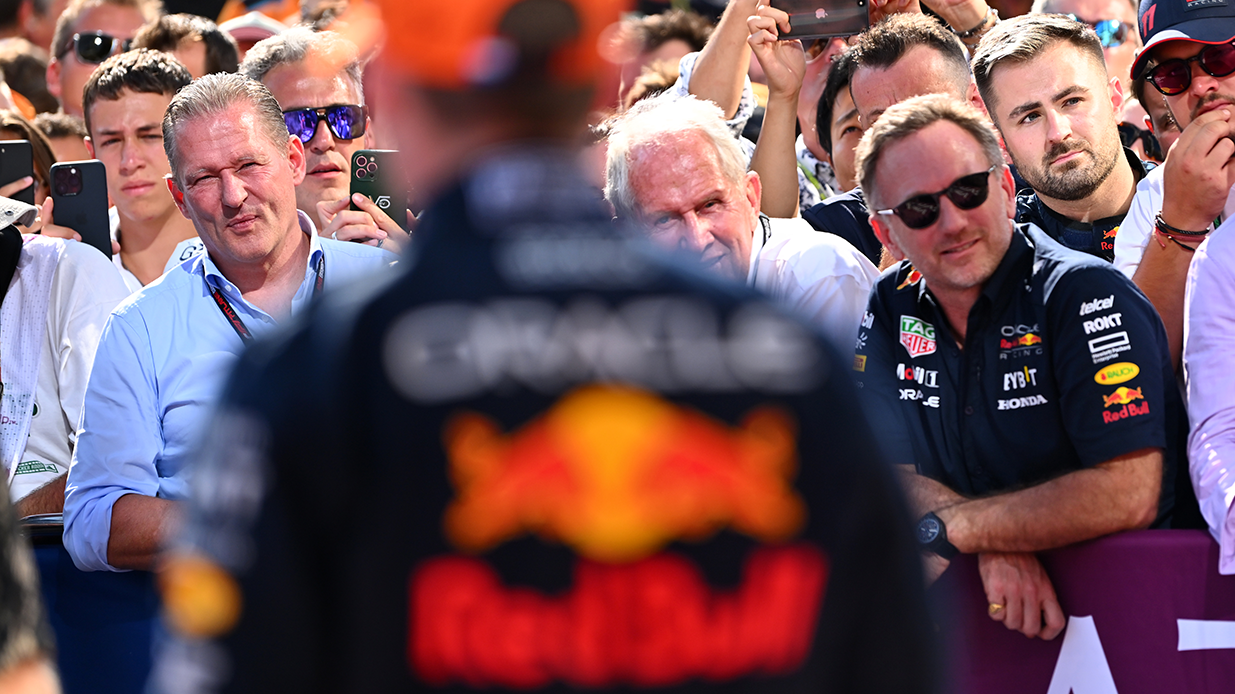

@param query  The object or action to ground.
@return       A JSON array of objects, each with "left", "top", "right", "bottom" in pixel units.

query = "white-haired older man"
[{"left": 605, "top": 96, "right": 877, "bottom": 348}]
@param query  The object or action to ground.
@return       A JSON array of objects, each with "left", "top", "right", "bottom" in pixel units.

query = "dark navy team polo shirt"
[
  {"left": 1016, "top": 148, "right": 1153, "bottom": 262},
  {"left": 853, "top": 224, "right": 1183, "bottom": 523},
  {"left": 802, "top": 188, "right": 882, "bottom": 266}
]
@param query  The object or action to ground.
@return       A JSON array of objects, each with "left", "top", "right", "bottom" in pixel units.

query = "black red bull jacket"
[
  {"left": 151, "top": 149, "right": 940, "bottom": 694},
  {"left": 853, "top": 224, "right": 1191, "bottom": 525},
  {"left": 1015, "top": 148, "right": 1154, "bottom": 263}
]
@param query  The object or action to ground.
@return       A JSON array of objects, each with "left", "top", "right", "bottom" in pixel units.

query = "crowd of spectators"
[{"left": 0, "top": 0, "right": 1233, "bottom": 688}]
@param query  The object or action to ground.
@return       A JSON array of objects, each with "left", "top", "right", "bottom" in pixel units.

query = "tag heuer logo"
[{"left": 899, "top": 316, "right": 937, "bottom": 358}]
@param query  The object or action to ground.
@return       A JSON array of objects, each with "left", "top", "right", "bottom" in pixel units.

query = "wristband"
[
  {"left": 1154, "top": 227, "right": 1199, "bottom": 253},
  {"left": 953, "top": 6, "right": 998, "bottom": 40},
  {"left": 1155, "top": 212, "right": 1210, "bottom": 237}
]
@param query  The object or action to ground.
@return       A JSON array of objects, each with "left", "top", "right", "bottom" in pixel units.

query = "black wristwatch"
[{"left": 916, "top": 512, "right": 959, "bottom": 559}]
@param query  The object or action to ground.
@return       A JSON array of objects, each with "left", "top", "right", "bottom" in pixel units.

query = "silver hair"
[
  {"left": 239, "top": 27, "right": 365, "bottom": 104},
  {"left": 163, "top": 72, "right": 290, "bottom": 186},
  {"left": 855, "top": 93, "right": 1004, "bottom": 210},
  {"left": 604, "top": 95, "right": 748, "bottom": 219}
]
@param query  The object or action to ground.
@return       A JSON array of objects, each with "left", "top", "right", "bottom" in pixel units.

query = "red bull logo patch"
[
  {"left": 442, "top": 385, "right": 806, "bottom": 562},
  {"left": 410, "top": 386, "right": 828, "bottom": 688},
  {"left": 411, "top": 544, "right": 828, "bottom": 688},
  {"left": 896, "top": 267, "right": 923, "bottom": 291},
  {"left": 999, "top": 333, "right": 1043, "bottom": 349},
  {"left": 1103, "top": 227, "right": 1119, "bottom": 241},
  {"left": 1102, "top": 386, "right": 1143, "bottom": 408}
]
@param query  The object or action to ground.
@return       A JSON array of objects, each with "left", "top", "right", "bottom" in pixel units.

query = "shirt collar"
[
  {"left": 198, "top": 209, "right": 321, "bottom": 291},
  {"left": 745, "top": 214, "right": 771, "bottom": 287},
  {"left": 976, "top": 224, "right": 1034, "bottom": 315}
]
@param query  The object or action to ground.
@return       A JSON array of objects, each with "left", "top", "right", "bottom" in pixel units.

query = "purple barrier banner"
[{"left": 933, "top": 530, "right": 1235, "bottom": 693}]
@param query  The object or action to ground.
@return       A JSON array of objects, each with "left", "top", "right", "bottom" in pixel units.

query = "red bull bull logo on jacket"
[{"left": 410, "top": 386, "right": 828, "bottom": 688}]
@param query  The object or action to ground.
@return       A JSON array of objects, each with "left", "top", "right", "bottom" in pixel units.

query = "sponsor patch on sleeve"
[
  {"left": 1094, "top": 362, "right": 1139, "bottom": 385},
  {"left": 853, "top": 355, "right": 866, "bottom": 372}
]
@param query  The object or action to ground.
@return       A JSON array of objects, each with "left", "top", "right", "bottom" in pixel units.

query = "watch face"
[{"left": 917, "top": 517, "right": 941, "bottom": 545}]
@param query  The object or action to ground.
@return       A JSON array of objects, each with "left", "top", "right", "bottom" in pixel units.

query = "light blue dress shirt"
[{"left": 64, "top": 212, "right": 395, "bottom": 571}]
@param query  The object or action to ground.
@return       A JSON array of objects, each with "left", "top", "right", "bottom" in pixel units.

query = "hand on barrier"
[{"left": 979, "top": 551, "right": 1066, "bottom": 640}]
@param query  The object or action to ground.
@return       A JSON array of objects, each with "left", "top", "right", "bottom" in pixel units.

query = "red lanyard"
[{"left": 209, "top": 253, "right": 325, "bottom": 343}]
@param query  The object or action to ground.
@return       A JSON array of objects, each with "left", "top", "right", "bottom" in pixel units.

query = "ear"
[
  {"left": 870, "top": 215, "right": 906, "bottom": 261},
  {"left": 364, "top": 116, "right": 375, "bottom": 148},
  {"left": 84, "top": 136, "right": 94, "bottom": 159},
  {"left": 287, "top": 135, "right": 306, "bottom": 186},
  {"left": 1143, "top": 114, "right": 1154, "bottom": 134},
  {"left": 46, "top": 58, "right": 60, "bottom": 99},
  {"left": 999, "top": 165, "right": 1016, "bottom": 221},
  {"left": 968, "top": 82, "right": 990, "bottom": 119},
  {"left": 1109, "top": 75, "right": 1125, "bottom": 114},
  {"left": 166, "top": 177, "right": 189, "bottom": 217},
  {"left": 745, "top": 170, "right": 762, "bottom": 218}
]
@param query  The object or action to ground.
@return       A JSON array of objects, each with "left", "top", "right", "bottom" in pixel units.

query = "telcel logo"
[{"left": 1094, "top": 362, "right": 1139, "bottom": 385}]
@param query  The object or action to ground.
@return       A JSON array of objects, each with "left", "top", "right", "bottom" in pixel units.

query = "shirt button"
[{"left": 964, "top": 406, "right": 974, "bottom": 415}]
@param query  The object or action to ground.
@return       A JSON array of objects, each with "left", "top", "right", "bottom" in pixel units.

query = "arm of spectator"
[
  {"left": 14, "top": 475, "right": 66, "bottom": 517},
  {"left": 107, "top": 493, "right": 180, "bottom": 571},
  {"left": 896, "top": 465, "right": 966, "bottom": 518},
  {"left": 937, "top": 447, "right": 1162, "bottom": 554},
  {"left": 979, "top": 551, "right": 1066, "bottom": 640},
  {"left": 1130, "top": 108, "right": 1235, "bottom": 368},
  {"left": 1183, "top": 228, "right": 1235, "bottom": 574},
  {"left": 917, "top": 0, "right": 988, "bottom": 33},
  {"left": 317, "top": 194, "right": 410, "bottom": 254},
  {"left": 748, "top": 6, "right": 806, "bottom": 219},
  {"left": 689, "top": 0, "right": 759, "bottom": 120},
  {"left": 63, "top": 310, "right": 166, "bottom": 572}
]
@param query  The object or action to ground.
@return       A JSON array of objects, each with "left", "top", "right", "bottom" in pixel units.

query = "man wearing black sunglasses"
[
  {"left": 241, "top": 28, "right": 408, "bottom": 253},
  {"left": 854, "top": 93, "right": 1192, "bottom": 640},
  {"left": 1109, "top": 0, "right": 1235, "bottom": 371},
  {"left": 45, "top": 0, "right": 158, "bottom": 118}
]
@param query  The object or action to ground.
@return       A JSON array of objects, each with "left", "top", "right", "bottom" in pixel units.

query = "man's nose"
[
  {"left": 219, "top": 170, "right": 247, "bottom": 208},
  {"left": 307, "top": 118, "right": 335, "bottom": 152},
  {"left": 677, "top": 211, "right": 711, "bottom": 253}
]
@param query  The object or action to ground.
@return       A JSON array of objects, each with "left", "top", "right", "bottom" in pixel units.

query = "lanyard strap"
[{"left": 209, "top": 252, "right": 326, "bottom": 343}]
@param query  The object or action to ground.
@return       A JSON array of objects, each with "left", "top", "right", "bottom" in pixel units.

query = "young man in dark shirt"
[{"left": 973, "top": 13, "right": 1153, "bottom": 261}]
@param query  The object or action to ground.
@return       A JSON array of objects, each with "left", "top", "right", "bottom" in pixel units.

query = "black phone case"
[
  {"left": 0, "top": 140, "right": 34, "bottom": 205},
  {"left": 772, "top": 0, "right": 869, "bottom": 40},
  {"left": 51, "top": 160, "right": 111, "bottom": 259},
  {"left": 349, "top": 149, "right": 410, "bottom": 232}
]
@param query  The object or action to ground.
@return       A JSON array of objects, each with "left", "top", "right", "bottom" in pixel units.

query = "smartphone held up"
[
  {"left": 51, "top": 160, "right": 111, "bottom": 259},
  {"left": 771, "top": 0, "right": 870, "bottom": 40}
]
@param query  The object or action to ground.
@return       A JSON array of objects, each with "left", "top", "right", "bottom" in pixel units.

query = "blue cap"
[{"left": 1132, "top": 0, "right": 1235, "bottom": 79}]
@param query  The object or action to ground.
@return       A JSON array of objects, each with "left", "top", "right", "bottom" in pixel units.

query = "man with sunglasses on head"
[
  {"left": 1031, "top": 0, "right": 1141, "bottom": 96},
  {"left": 1110, "top": 0, "right": 1235, "bottom": 371},
  {"left": 973, "top": 14, "right": 1154, "bottom": 263},
  {"left": 63, "top": 48, "right": 199, "bottom": 292},
  {"left": 240, "top": 27, "right": 408, "bottom": 253},
  {"left": 854, "top": 93, "right": 1189, "bottom": 639},
  {"left": 46, "top": 0, "right": 158, "bottom": 118}
]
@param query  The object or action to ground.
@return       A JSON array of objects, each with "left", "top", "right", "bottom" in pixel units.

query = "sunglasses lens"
[
  {"left": 76, "top": 34, "right": 112, "bottom": 63},
  {"left": 1149, "top": 61, "right": 1190, "bottom": 95},
  {"left": 947, "top": 174, "right": 991, "bottom": 210},
  {"left": 1092, "top": 20, "right": 1125, "bottom": 48},
  {"left": 325, "top": 105, "right": 365, "bottom": 140},
  {"left": 283, "top": 110, "right": 318, "bottom": 142},
  {"left": 896, "top": 197, "right": 941, "bottom": 229},
  {"left": 1202, "top": 42, "right": 1235, "bottom": 79}
]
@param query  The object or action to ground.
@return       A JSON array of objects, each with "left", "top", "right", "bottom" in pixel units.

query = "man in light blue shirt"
[{"left": 64, "top": 72, "right": 395, "bottom": 572}]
